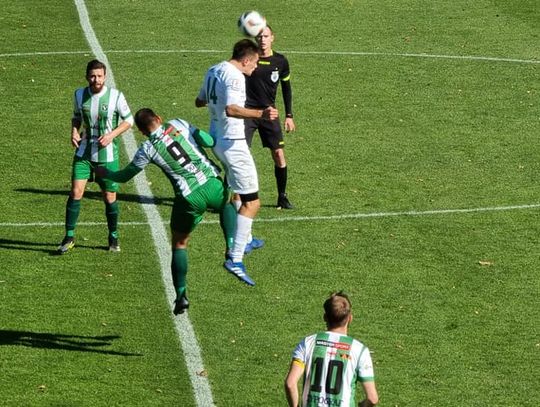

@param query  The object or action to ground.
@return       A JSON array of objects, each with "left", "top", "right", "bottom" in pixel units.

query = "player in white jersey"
[
  {"left": 285, "top": 292, "right": 379, "bottom": 407},
  {"left": 195, "top": 39, "right": 278, "bottom": 285},
  {"left": 57, "top": 60, "right": 133, "bottom": 254}
]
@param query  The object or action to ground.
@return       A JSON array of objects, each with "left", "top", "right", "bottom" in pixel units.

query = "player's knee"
[
  {"left": 240, "top": 192, "right": 259, "bottom": 204},
  {"left": 272, "top": 149, "right": 286, "bottom": 166}
]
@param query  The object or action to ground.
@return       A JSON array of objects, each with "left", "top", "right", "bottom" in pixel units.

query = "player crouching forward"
[{"left": 95, "top": 108, "right": 241, "bottom": 315}]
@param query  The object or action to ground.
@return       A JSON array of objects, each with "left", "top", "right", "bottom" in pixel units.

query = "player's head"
[
  {"left": 134, "top": 108, "right": 162, "bottom": 136},
  {"left": 85, "top": 59, "right": 106, "bottom": 93},
  {"left": 323, "top": 291, "right": 353, "bottom": 329},
  {"left": 231, "top": 39, "right": 259, "bottom": 76},
  {"left": 255, "top": 25, "right": 274, "bottom": 52}
]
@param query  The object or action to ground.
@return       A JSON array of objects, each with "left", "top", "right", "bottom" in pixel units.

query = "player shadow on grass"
[
  {"left": 0, "top": 329, "right": 142, "bottom": 356},
  {"left": 0, "top": 238, "right": 98, "bottom": 255},
  {"left": 14, "top": 188, "right": 173, "bottom": 206}
]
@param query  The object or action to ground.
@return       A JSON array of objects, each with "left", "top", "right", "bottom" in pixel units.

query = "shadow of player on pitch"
[
  {"left": 0, "top": 329, "right": 143, "bottom": 356},
  {"left": 14, "top": 187, "right": 173, "bottom": 206}
]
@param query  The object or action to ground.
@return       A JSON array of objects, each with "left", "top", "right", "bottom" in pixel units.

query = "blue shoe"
[
  {"left": 223, "top": 259, "right": 255, "bottom": 286},
  {"left": 244, "top": 238, "right": 265, "bottom": 255}
]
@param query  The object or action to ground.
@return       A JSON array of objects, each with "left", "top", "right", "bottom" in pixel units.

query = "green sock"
[
  {"left": 219, "top": 202, "right": 237, "bottom": 252},
  {"left": 105, "top": 201, "right": 119, "bottom": 238},
  {"left": 65, "top": 197, "right": 81, "bottom": 237},
  {"left": 172, "top": 248, "right": 188, "bottom": 297}
]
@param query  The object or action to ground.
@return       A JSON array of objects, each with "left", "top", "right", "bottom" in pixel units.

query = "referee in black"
[{"left": 245, "top": 25, "right": 296, "bottom": 209}]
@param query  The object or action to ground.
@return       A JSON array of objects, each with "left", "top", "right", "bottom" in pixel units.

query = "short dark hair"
[
  {"left": 134, "top": 108, "right": 158, "bottom": 133},
  {"left": 324, "top": 291, "right": 352, "bottom": 328},
  {"left": 231, "top": 39, "right": 259, "bottom": 61},
  {"left": 86, "top": 59, "right": 106, "bottom": 76}
]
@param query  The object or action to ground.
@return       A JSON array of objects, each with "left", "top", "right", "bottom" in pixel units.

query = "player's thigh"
[
  {"left": 259, "top": 119, "right": 284, "bottom": 150},
  {"left": 244, "top": 118, "right": 259, "bottom": 147},
  {"left": 213, "top": 140, "right": 259, "bottom": 195},
  {"left": 95, "top": 161, "right": 120, "bottom": 192},
  {"left": 72, "top": 157, "right": 93, "bottom": 180},
  {"left": 200, "top": 177, "right": 230, "bottom": 211},
  {"left": 170, "top": 195, "right": 204, "bottom": 234}
]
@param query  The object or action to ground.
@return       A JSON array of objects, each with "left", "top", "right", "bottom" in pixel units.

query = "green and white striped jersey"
[
  {"left": 292, "top": 331, "right": 375, "bottom": 407},
  {"left": 73, "top": 86, "right": 133, "bottom": 163},
  {"left": 128, "top": 119, "right": 221, "bottom": 197}
]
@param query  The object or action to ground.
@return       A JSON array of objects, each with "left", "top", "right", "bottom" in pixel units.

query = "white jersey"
[
  {"left": 197, "top": 61, "right": 246, "bottom": 140},
  {"left": 292, "top": 331, "right": 375, "bottom": 407}
]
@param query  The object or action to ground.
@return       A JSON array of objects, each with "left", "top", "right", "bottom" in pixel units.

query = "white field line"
[
  {"left": 73, "top": 1, "right": 215, "bottom": 406},
  {"left": 0, "top": 49, "right": 539, "bottom": 64},
  {"left": 3, "top": 203, "right": 540, "bottom": 228}
]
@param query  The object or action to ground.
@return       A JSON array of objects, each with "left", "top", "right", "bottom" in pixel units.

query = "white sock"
[{"left": 231, "top": 214, "right": 253, "bottom": 263}]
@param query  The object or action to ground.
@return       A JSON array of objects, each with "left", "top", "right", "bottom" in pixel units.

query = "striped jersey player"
[
  {"left": 285, "top": 292, "right": 379, "bottom": 407},
  {"left": 57, "top": 59, "right": 133, "bottom": 254},
  {"left": 292, "top": 332, "right": 375, "bottom": 406},
  {"left": 97, "top": 108, "right": 237, "bottom": 314}
]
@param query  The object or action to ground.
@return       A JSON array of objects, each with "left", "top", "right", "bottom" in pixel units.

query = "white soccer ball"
[{"left": 238, "top": 11, "right": 266, "bottom": 37}]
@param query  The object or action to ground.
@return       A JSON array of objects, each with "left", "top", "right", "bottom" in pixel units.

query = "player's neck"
[
  {"left": 260, "top": 48, "right": 273, "bottom": 58},
  {"left": 327, "top": 326, "right": 348, "bottom": 335}
]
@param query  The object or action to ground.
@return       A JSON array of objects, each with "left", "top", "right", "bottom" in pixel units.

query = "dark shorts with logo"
[{"left": 244, "top": 118, "right": 284, "bottom": 150}]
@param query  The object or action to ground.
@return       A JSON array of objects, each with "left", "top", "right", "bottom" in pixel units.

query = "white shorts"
[{"left": 213, "top": 138, "right": 259, "bottom": 195}]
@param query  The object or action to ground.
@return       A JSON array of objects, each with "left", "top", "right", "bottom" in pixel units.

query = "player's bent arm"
[
  {"left": 98, "top": 119, "right": 133, "bottom": 147},
  {"left": 226, "top": 104, "right": 278, "bottom": 120},
  {"left": 358, "top": 381, "right": 379, "bottom": 407},
  {"left": 284, "top": 360, "right": 304, "bottom": 407}
]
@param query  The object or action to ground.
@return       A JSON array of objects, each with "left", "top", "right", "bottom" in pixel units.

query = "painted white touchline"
[
  {"left": 73, "top": 1, "right": 215, "bottom": 406},
  {"left": 1, "top": 48, "right": 538, "bottom": 64},
  {"left": 3, "top": 203, "right": 540, "bottom": 228}
]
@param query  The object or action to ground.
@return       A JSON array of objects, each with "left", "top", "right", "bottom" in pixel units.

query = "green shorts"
[
  {"left": 72, "top": 157, "right": 119, "bottom": 192},
  {"left": 170, "top": 177, "right": 230, "bottom": 233}
]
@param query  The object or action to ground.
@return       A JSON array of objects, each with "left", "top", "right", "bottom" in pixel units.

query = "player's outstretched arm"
[{"left": 95, "top": 162, "right": 142, "bottom": 183}]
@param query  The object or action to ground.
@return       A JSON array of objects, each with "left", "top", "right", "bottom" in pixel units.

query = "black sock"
[{"left": 275, "top": 166, "right": 288, "bottom": 196}]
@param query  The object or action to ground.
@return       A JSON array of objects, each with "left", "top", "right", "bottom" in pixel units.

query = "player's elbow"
[
  {"left": 284, "top": 375, "right": 297, "bottom": 395},
  {"left": 225, "top": 105, "right": 235, "bottom": 117}
]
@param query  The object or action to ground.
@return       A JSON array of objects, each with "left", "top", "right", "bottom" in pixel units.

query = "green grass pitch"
[{"left": 0, "top": 0, "right": 538, "bottom": 406}]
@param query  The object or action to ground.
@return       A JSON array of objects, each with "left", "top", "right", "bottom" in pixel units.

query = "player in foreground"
[
  {"left": 246, "top": 25, "right": 296, "bottom": 209},
  {"left": 195, "top": 39, "right": 278, "bottom": 282},
  {"left": 96, "top": 108, "right": 240, "bottom": 314},
  {"left": 58, "top": 59, "right": 133, "bottom": 254},
  {"left": 285, "top": 291, "right": 379, "bottom": 407}
]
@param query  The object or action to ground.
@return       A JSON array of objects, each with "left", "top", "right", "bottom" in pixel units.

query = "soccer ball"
[{"left": 237, "top": 11, "right": 266, "bottom": 37}]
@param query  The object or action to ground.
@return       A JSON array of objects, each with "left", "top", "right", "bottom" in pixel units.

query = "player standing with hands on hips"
[
  {"left": 285, "top": 292, "right": 379, "bottom": 407},
  {"left": 245, "top": 25, "right": 296, "bottom": 209},
  {"left": 195, "top": 39, "right": 278, "bottom": 285},
  {"left": 57, "top": 59, "right": 133, "bottom": 254}
]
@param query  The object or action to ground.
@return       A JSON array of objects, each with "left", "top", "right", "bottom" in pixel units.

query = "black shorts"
[{"left": 245, "top": 118, "right": 284, "bottom": 150}]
